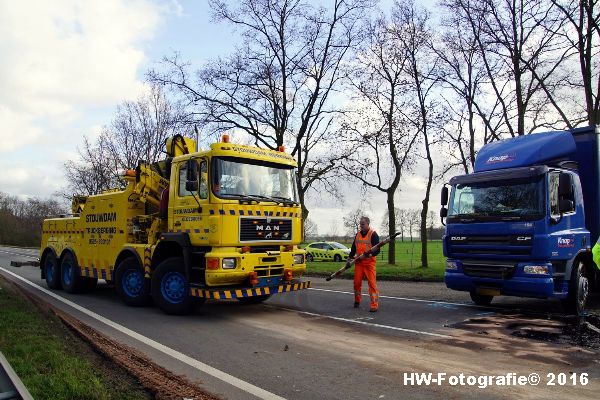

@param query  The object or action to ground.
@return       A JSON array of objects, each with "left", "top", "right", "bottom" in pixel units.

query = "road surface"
[{"left": 1, "top": 246, "right": 598, "bottom": 400}]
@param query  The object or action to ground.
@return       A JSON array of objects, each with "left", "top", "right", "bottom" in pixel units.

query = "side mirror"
[
  {"left": 441, "top": 186, "right": 449, "bottom": 206},
  {"left": 440, "top": 207, "right": 448, "bottom": 227},
  {"left": 185, "top": 159, "right": 199, "bottom": 192},
  {"left": 559, "top": 198, "right": 574, "bottom": 213},
  {"left": 558, "top": 173, "right": 573, "bottom": 198}
]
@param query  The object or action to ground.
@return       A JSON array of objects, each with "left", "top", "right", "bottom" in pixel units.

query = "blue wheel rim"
[
  {"left": 160, "top": 271, "right": 187, "bottom": 304},
  {"left": 122, "top": 269, "right": 144, "bottom": 298},
  {"left": 62, "top": 261, "right": 72, "bottom": 286},
  {"left": 45, "top": 258, "right": 55, "bottom": 282}
]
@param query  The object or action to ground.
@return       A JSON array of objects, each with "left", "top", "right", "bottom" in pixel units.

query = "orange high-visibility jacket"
[{"left": 354, "top": 229, "right": 376, "bottom": 268}]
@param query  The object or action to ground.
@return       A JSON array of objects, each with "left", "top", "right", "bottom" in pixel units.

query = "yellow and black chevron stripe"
[
  {"left": 80, "top": 266, "right": 114, "bottom": 281},
  {"left": 207, "top": 206, "right": 300, "bottom": 218},
  {"left": 189, "top": 281, "right": 310, "bottom": 299},
  {"left": 144, "top": 247, "right": 152, "bottom": 278}
]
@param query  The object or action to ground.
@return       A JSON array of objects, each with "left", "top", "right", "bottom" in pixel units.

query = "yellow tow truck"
[{"left": 40, "top": 134, "right": 309, "bottom": 314}]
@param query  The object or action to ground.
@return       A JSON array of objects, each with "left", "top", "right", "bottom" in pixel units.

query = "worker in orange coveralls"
[{"left": 348, "top": 216, "right": 380, "bottom": 312}]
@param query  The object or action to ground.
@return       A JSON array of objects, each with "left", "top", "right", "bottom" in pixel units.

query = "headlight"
[
  {"left": 446, "top": 260, "right": 459, "bottom": 270},
  {"left": 222, "top": 258, "right": 236, "bottom": 269},
  {"left": 523, "top": 265, "right": 549, "bottom": 275},
  {"left": 293, "top": 254, "right": 304, "bottom": 264}
]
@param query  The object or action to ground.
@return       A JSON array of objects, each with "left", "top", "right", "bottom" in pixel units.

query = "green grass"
[
  {"left": 0, "top": 278, "right": 149, "bottom": 400},
  {"left": 303, "top": 240, "right": 446, "bottom": 281}
]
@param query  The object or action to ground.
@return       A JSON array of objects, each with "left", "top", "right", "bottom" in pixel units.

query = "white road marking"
[
  {"left": 0, "top": 249, "right": 38, "bottom": 256},
  {"left": 272, "top": 306, "right": 452, "bottom": 339},
  {"left": 309, "top": 287, "right": 484, "bottom": 309},
  {"left": 0, "top": 267, "right": 285, "bottom": 400}
]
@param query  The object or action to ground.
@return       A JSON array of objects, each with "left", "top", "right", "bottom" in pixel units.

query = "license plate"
[{"left": 476, "top": 287, "right": 501, "bottom": 296}]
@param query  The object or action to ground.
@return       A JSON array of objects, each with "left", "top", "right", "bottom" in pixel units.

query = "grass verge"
[
  {"left": 303, "top": 240, "right": 446, "bottom": 281},
  {"left": 0, "top": 276, "right": 150, "bottom": 400}
]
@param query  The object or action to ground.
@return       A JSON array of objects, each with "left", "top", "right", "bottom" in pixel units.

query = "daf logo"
[{"left": 451, "top": 236, "right": 467, "bottom": 241}]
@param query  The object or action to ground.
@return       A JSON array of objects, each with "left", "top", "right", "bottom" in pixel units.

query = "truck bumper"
[
  {"left": 445, "top": 271, "right": 556, "bottom": 299},
  {"left": 189, "top": 279, "right": 310, "bottom": 300}
]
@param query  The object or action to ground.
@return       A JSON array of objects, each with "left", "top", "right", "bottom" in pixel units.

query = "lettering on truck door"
[{"left": 173, "top": 159, "right": 209, "bottom": 240}]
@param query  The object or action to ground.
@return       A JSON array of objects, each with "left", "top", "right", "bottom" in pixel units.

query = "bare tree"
[
  {"left": 328, "top": 220, "right": 340, "bottom": 239},
  {"left": 550, "top": 0, "right": 600, "bottom": 124},
  {"left": 63, "top": 136, "right": 120, "bottom": 196},
  {"left": 304, "top": 218, "right": 318, "bottom": 239},
  {"left": 442, "top": 0, "right": 573, "bottom": 137},
  {"left": 407, "top": 208, "right": 421, "bottom": 242},
  {"left": 0, "top": 192, "right": 64, "bottom": 247},
  {"left": 380, "top": 206, "right": 401, "bottom": 236},
  {"left": 427, "top": 210, "right": 437, "bottom": 237},
  {"left": 102, "top": 84, "right": 192, "bottom": 170},
  {"left": 150, "top": 0, "right": 375, "bottom": 219},
  {"left": 343, "top": 208, "right": 365, "bottom": 237},
  {"left": 435, "top": 0, "right": 503, "bottom": 175},
  {"left": 63, "top": 84, "right": 190, "bottom": 197},
  {"left": 388, "top": 0, "right": 441, "bottom": 267},
  {"left": 396, "top": 208, "right": 409, "bottom": 242},
  {"left": 340, "top": 12, "right": 420, "bottom": 265}
]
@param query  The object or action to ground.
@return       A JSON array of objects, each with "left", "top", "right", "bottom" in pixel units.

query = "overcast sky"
[{"left": 0, "top": 0, "right": 441, "bottom": 235}]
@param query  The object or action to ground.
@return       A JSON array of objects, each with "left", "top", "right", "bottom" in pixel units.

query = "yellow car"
[{"left": 305, "top": 241, "right": 350, "bottom": 262}]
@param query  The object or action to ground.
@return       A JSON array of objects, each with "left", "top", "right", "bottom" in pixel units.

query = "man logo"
[{"left": 516, "top": 236, "right": 531, "bottom": 241}]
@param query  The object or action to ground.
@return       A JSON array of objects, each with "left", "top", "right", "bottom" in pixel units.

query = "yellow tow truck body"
[{"left": 40, "top": 135, "right": 308, "bottom": 314}]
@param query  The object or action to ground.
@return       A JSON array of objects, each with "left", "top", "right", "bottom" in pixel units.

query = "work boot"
[{"left": 354, "top": 302, "right": 360, "bottom": 308}]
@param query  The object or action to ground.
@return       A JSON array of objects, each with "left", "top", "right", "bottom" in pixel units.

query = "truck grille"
[
  {"left": 462, "top": 261, "right": 516, "bottom": 279},
  {"left": 448, "top": 235, "right": 532, "bottom": 258},
  {"left": 240, "top": 217, "right": 292, "bottom": 242}
]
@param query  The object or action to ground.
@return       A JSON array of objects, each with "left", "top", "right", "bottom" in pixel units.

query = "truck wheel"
[
  {"left": 115, "top": 257, "right": 151, "bottom": 307},
  {"left": 469, "top": 292, "right": 493, "bottom": 306},
  {"left": 151, "top": 257, "right": 193, "bottom": 315},
  {"left": 306, "top": 253, "right": 314, "bottom": 262},
  {"left": 562, "top": 260, "right": 589, "bottom": 316},
  {"left": 61, "top": 252, "right": 83, "bottom": 293},
  {"left": 237, "top": 294, "right": 271, "bottom": 304},
  {"left": 44, "top": 252, "right": 61, "bottom": 290},
  {"left": 334, "top": 254, "right": 342, "bottom": 262}
]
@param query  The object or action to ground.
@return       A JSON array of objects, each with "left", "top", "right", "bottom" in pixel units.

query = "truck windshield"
[
  {"left": 448, "top": 176, "right": 544, "bottom": 222},
  {"left": 212, "top": 157, "right": 299, "bottom": 203}
]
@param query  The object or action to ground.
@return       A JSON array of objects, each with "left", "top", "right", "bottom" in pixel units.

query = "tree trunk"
[{"left": 387, "top": 190, "right": 396, "bottom": 265}]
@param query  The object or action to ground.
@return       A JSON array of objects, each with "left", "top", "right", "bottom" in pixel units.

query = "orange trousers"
[{"left": 353, "top": 263, "right": 379, "bottom": 309}]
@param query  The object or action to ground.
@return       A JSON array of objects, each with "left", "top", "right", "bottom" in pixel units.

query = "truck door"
[{"left": 171, "top": 159, "right": 209, "bottom": 242}]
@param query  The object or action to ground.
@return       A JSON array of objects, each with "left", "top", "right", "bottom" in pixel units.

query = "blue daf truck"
[{"left": 440, "top": 125, "right": 600, "bottom": 314}]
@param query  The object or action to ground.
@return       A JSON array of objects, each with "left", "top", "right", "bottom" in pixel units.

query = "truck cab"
[{"left": 441, "top": 127, "right": 600, "bottom": 314}]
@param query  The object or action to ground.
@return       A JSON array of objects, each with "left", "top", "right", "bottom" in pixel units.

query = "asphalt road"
[{"left": 1, "top": 246, "right": 599, "bottom": 400}]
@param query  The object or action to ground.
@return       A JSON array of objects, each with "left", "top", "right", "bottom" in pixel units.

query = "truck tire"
[
  {"left": 115, "top": 257, "right": 151, "bottom": 307},
  {"left": 237, "top": 294, "right": 271, "bottom": 304},
  {"left": 61, "top": 252, "right": 83, "bottom": 293},
  {"left": 44, "top": 252, "right": 61, "bottom": 290},
  {"left": 151, "top": 257, "right": 194, "bottom": 315},
  {"left": 562, "top": 260, "right": 589, "bottom": 316},
  {"left": 469, "top": 292, "right": 493, "bottom": 306}
]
